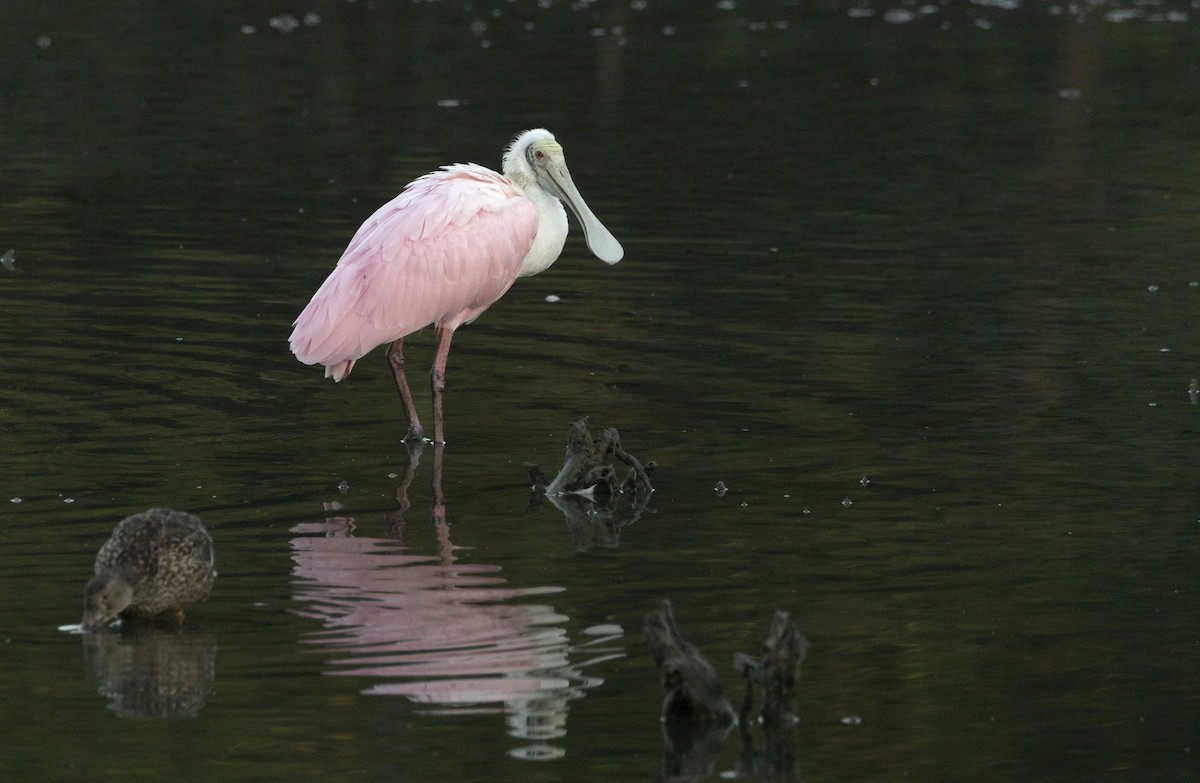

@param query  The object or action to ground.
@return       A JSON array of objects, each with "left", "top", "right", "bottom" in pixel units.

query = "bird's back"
[
  {"left": 95, "top": 509, "right": 215, "bottom": 614},
  {"left": 289, "top": 164, "right": 540, "bottom": 380}
]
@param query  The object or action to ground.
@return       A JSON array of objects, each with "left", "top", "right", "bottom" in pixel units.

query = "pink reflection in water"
[{"left": 290, "top": 449, "right": 621, "bottom": 753}]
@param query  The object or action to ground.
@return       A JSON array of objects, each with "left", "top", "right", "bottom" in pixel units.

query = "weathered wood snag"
[
  {"left": 645, "top": 600, "right": 735, "bottom": 725},
  {"left": 644, "top": 602, "right": 810, "bottom": 783},
  {"left": 645, "top": 600, "right": 735, "bottom": 783},
  {"left": 527, "top": 419, "right": 655, "bottom": 551},
  {"left": 734, "top": 610, "right": 809, "bottom": 725},
  {"left": 733, "top": 610, "right": 809, "bottom": 783}
]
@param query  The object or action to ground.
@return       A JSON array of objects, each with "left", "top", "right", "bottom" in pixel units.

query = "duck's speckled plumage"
[{"left": 82, "top": 509, "right": 216, "bottom": 630}]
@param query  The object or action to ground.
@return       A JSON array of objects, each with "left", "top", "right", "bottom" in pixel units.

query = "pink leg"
[
  {"left": 430, "top": 326, "right": 456, "bottom": 445},
  {"left": 385, "top": 339, "right": 425, "bottom": 442}
]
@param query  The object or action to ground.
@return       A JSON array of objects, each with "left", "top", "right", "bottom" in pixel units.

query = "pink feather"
[{"left": 289, "top": 164, "right": 539, "bottom": 381}]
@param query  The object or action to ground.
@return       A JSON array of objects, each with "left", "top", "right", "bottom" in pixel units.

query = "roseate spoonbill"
[{"left": 289, "top": 128, "right": 623, "bottom": 444}]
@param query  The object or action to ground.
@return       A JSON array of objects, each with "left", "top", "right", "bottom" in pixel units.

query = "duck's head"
[{"left": 82, "top": 572, "right": 133, "bottom": 631}]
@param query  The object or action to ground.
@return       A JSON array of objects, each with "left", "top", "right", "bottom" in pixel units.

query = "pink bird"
[{"left": 289, "top": 129, "right": 624, "bottom": 444}]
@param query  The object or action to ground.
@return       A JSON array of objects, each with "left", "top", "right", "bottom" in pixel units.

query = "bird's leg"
[
  {"left": 430, "top": 326, "right": 456, "bottom": 445},
  {"left": 386, "top": 339, "right": 425, "bottom": 442}
]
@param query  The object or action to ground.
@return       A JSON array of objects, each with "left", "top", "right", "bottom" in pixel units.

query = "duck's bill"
[{"left": 540, "top": 163, "right": 624, "bottom": 264}]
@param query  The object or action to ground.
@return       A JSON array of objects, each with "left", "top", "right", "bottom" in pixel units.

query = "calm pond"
[{"left": 2, "top": 1, "right": 1199, "bottom": 781}]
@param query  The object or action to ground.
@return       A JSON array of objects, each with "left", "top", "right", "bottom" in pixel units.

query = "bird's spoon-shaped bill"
[{"left": 540, "top": 161, "right": 623, "bottom": 264}]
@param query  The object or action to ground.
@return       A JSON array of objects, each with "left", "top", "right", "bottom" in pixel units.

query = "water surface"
[{"left": 2, "top": 1, "right": 1199, "bottom": 781}]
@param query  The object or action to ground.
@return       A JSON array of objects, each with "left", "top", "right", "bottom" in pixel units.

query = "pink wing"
[{"left": 289, "top": 164, "right": 539, "bottom": 381}]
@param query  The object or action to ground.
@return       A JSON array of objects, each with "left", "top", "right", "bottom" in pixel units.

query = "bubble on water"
[
  {"left": 337, "top": 480, "right": 349, "bottom": 494},
  {"left": 59, "top": 624, "right": 85, "bottom": 634},
  {"left": 662, "top": 25, "right": 677, "bottom": 35},
  {"left": 9, "top": 498, "right": 21, "bottom": 504},
  {"left": 884, "top": 8, "right": 915, "bottom": 23},
  {"left": 437, "top": 98, "right": 462, "bottom": 108},
  {"left": 304, "top": 12, "right": 321, "bottom": 26},
  {"left": 847, "top": 6, "right": 874, "bottom": 16},
  {"left": 63, "top": 498, "right": 74, "bottom": 504},
  {"left": 270, "top": 14, "right": 300, "bottom": 32},
  {"left": 632, "top": 0, "right": 647, "bottom": 8},
  {"left": 509, "top": 744, "right": 565, "bottom": 761},
  {"left": 860, "top": 476, "right": 871, "bottom": 487},
  {"left": 714, "top": 481, "right": 728, "bottom": 497},
  {"left": 1147, "top": 284, "right": 1160, "bottom": 292},
  {"left": 1190, "top": 281, "right": 1199, "bottom": 287},
  {"left": 387, "top": 472, "right": 398, "bottom": 479},
  {"left": 240, "top": 24, "right": 257, "bottom": 34},
  {"left": 1, "top": 249, "right": 14, "bottom": 271},
  {"left": 716, "top": 0, "right": 737, "bottom": 9},
  {"left": 972, "top": 0, "right": 1019, "bottom": 8},
  {"left": 841, "top": 715, "right": 863, "bottom": 726},
  {"left": 1104, "top": 8, "right": 1142, "bottom": 21},
  {"left": 545, "top": 294, "right": 561, "bottom": 303},
  {"left": 919, "top": 4, "right": 939, "bottom": 13},
  {"left": 841, "top": 497, "right": 853, "bottom": 508},
  {"left": 1058, "top": 88, "right": 1082, "bottom": 100},
  {"left": 974, "top": 17, "right": 994, "bottom": 28},
  {"left": 36, "top": 35, "right": 51, "bottom": 49}
]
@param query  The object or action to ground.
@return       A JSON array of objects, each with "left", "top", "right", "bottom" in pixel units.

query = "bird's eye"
[{"left": 534, "top": 150, "right": 545, "bottom": 161}]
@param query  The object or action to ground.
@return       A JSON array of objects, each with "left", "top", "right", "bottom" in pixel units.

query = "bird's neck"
[{"left": 518, "top": 186, "right": 569, "bottom": 278}]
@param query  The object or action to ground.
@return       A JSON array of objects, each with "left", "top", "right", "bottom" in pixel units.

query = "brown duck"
[{"left": 82, "top": 509, "right": 216, "bottom": 631}]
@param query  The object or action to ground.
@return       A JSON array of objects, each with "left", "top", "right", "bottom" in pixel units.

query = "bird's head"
[
  {"left": 504, "top": 129, "right": 623, "bottom": 265},
  {"left": 82, "top": 572, "right": 134, "bottom": 631}
]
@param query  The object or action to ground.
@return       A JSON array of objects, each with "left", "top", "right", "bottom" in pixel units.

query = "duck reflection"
[
  {"left": 83, "top": 623, "right": 216, "bottom": 719},
  {"left": 290, "top": 444, "right": 622, "bottom": 757}
]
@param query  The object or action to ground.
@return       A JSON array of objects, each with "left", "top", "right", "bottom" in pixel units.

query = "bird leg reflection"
[
  {"left": 386, "top": 440, "right": 423, "bottom": 540},
  {"left": 387, "top": 439, "right": 453, "bottom": 566},
  {"left": 430, "top": 443, "right": 451, "bottom": 562},
  {"left": 385, "top": 338, "right": 425, "bottom": 443}
]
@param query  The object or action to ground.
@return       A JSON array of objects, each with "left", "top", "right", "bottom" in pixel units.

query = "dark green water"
[{"left": 2, "top": 1, "right": 1199, "bottom": 780}]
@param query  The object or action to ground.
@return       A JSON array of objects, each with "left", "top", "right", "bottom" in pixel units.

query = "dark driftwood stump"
[
  {"left": 527, "top": 419, "right": 655, "bottom": 551},
  {"left": 644, "top": 600, "right": 734, "bottom": 783},
  {"left": 645, "top": 600, "right": 735, "bottom": 725},
  {"left": 528, "top": 418, "right": 654, "bottom": 501},
  {"left": 644, "top": 602, "right": 809, "bottom": 783},
  {"left": 733, "top": 611, "right": 809, "bottom": 782}
]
